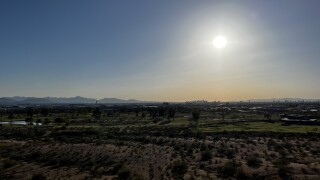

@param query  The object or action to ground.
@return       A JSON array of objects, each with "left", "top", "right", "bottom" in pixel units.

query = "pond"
[{"left": 0, "top": 121, "right": 42, "bottom": 125}]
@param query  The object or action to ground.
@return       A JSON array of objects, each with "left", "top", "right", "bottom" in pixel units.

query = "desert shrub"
[
  {"left": 221, "top": 160, "right": 237, "bottom": 178},
  {"left": 131, "top": 173, "right": 147, "bottom": 180},
  {"left": 200, "top": 143, "right": 207, "bottom": 151},
  {"left": 275, "top": 149, "right": 291, "bottom": 166},
  {"left": 109, "top": 164, "right": 123, "bottom": 175},
  {"left": 217, "top": 147, "right": 235, "bottom": 159},
  {"left": 118, "top": 169, "right": 131, "bottom": 180},
  {"left": 278, "top": 165, "right": 292, "bottom": 179},
  {"left": 31, "top": 173, "right": 46, "bottom": 180},
  {"left": 246, "top": 156, "right": 262, "bottom": 168},
  {"left": 301, "top": 167, "right": 308, "bottom": 174},
  {"left": 29, "top": 151, "right": 41, "bottom": 160},
  {"left": 54, "top": 117, "right": 65, "bottom": 125},
  {"left": 199, "top": 163, "right": 205, "bottom": 169},
  {"left": 201, "top": 150, "right": 212, "bottom": 161},
  {"left": 171, "top": 160, "right": 188, "bottom": 178},
  {"left": 187, "top": 148, "right": 193, "bottom": 156},
  {"left": 226, "top": 149, "right": 235, "bottom": 159},
  {"left": 236, "top": 166, "right": 251, "bottom": 179},
  {"left": 173, "top": 144, "right": 181, "bottom": 151},
  {"left": 310, "top": 148, "right": 320, "bottom": 155},
  {"left": 217, "top": 147, "right": 226, "bottom": 157},
  {"left": 1, "top": 158, "right": 18, "bottom": 169}
]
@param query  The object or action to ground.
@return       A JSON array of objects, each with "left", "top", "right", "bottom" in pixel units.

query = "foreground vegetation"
[{"left": 0, "top": 103, "right": 320, "bottom": 179}]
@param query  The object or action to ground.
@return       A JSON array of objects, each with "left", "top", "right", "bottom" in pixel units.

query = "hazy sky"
[{"left": 1, "top": 0, "right": 320, "bottom": 101}]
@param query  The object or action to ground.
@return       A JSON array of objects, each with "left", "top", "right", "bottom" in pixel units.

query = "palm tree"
[
  {"left": 8, "top": 113, "right": 14, "bottom": 125},
  {"left": 168, "top": 108, "right": 176, "bottom": 121},
  {"left": 192, "top": 109, "right": 200, "bottom": 130}
]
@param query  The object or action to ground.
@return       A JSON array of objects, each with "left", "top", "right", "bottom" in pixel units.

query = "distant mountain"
[
  {"left": 46, "top": 96, "right": 96, "bottom": 104},
  {"left": 6, "top": 96, "right": 30, "bottom": 101},
  {"left": 98, "top": 98, "right": 148, "bottom": 104},
  {"left": 0, "top": 96, "right": 157, "bottom": 104},
  {"left": 0, "top": 98, "right": 16, "bottom": 104},
  {"left": 20, "top": 98, "right": 53, "bottom": 104}
]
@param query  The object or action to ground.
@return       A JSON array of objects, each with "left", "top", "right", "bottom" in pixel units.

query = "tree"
[
  {"left": 141, "top": 112, "right": 147, "bottom": 119},
  {"left": 77, "top": 107, "right": 89, "bottom": 116},
  {"left": 54, "top": 117, "right": 64, "bottom": 125},
  {"left": 134, "top": 109, "right": 139, "bottom": 117},
  {"left": 8, "top": 113, "right": 14, "bottom": 124},
  {"left": 25, "top": 117, "right": 33, "bottom": 125},
  {"left": 192, "top": 110, "right": 200, "bottom": 122},
  {"left": 40, "top": 108, "right": 49, "bottom": 117},
  {"left": 65, "top": 119, "right": 70, "bottom": 126},
  {"left": 36, "top": 119, "right": 42, "bottom": 125},
  {"left": 25, "top": 107, "right": 35, "bottom": 125},
  {"left": 158, "top": 107, "right": 166, "bottom": 119},
  {"left": 192, "top": 109, "right": 200, "bottom": 130},
  {"left": 26, "top": 107, "right": 34, "bottom": 118},
  {"left": 150, "top": 110, "right": 157, "bottom": 120},
  {"left": 0, "top": 109, "right": 6, "bottom": 120},
  {"left": 264, "top": 113, "right": 272, "bottom": 120},
  {"left": 218, "top": 108, "right": 230, "bottom": 121},
  {"left": 211, "top": 108, "right": 217, "bottom": 119},
  {"left": 92, "top": 107, "right": 101, "bottom": 120},
  {"left": 168, "top": 108, "right": 176, "bottom": 121},
  {"left": 43, "top": 118, "right": 50, "bottom": 126}
]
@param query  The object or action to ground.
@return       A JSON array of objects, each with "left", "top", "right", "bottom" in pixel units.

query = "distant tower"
[{"left": 96, "top": 101, "right": 97, "bottom": 105}]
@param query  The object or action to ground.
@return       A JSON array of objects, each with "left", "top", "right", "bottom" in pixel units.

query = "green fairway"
[{"left": 199, "top": 122, "right": 320, "bottom": 133}]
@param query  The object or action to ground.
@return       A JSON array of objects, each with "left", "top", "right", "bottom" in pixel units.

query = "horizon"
[
  {"left": 2, "top": 95, "right": 320, "bottom": 103},
  {"left": 1, "top": 1, "right": 320, "bottom": 101}
]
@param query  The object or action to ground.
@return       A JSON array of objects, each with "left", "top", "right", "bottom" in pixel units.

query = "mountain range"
[
  {"left": 0, "top": 96, "right": 156, "bottom": 105},
  {"left": 0, "top": 96, "right": 319, "bottom": 105}
]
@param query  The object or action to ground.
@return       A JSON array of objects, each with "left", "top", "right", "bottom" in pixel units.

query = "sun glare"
[{"left": 213, "top": 36, "right": 227, "bottom": 49}]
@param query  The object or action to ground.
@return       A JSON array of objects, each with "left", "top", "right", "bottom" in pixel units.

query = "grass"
[
  {"left": 199, "top": 122, "right": 320, "bottom": 133},
  {"left": 168, "top": 118, "right": 189, "bottom": 125},
  {"left": 1, "top": 112, "right": 320, "bottom": 134}
]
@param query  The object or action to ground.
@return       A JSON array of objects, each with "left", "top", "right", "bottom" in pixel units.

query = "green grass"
[
  {"left": 2, "top": 112, "right": 319, "bottom": 134},
  {"left": 168, "top": 118, "right": 189, "bottom": 125},
  {"left": 199, "top": 122, "right": 320, "bottom": 133}
]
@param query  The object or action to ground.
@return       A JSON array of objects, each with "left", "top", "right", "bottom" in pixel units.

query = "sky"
[{"left": 1, "top": 0, "right": 320, "bottom": 101}]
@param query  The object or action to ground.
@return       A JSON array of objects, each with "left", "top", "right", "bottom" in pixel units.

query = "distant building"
[{"left": 280, "top": 114, "right": 318, "bottom": 125}]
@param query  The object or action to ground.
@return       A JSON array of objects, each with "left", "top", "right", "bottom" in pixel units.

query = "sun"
[{"left": 213, "top": 36, "right": 227, "bottom": 49}]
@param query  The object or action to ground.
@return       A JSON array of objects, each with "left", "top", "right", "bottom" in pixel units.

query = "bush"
[
  {"left": 109, "top": 164, "right": 123, "bottom": 175},
  {"left": 118, "top": 169, "right": 131, "bottom": 180},
  {"left": 278, "top": 165, "right": 292, "bottom": 179},
  {"left": 171, "top": 160, "right": 188, "bottom": 178},
  {"left": 221, "top": 160, "right": 237, "bottom": 178},
  {"left": 1, "top": 159, "right": 18, "bottom": 169},
  {"left": 236, "top": 166, "right": 251, "bottom": 179},
  {"left": 32, "top": 173, "right": 46, "bottom": 180},
  {"left": 226, "top": 149, "right": 235, "bottom": 159},
  {"left": 246, "top": 156, "right": 262, "bottom": 168},
  {"left": 201, "top": 150, "right": 212, "bottom": 161}
]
